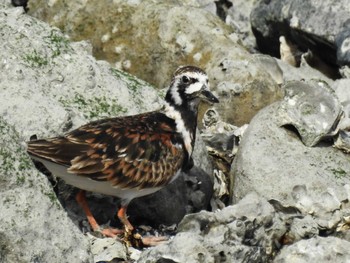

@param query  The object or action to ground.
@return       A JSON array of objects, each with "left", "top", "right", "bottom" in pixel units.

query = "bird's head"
[{"left": 165, "top": 66, "right": 219, "bottom": 109}]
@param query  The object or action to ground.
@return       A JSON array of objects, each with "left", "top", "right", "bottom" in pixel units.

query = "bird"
[{"left": 27, "top": 65, "right": 219, "bottom": 246}]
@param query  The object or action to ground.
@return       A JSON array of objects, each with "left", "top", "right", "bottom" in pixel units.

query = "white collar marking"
[{"left": 164, "top": 102, "right": 193, "bottom": 157}]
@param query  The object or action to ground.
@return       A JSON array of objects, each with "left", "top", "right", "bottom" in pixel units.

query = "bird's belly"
[{"left": 35, "top": 158, "right": 162, "bottom": 200}]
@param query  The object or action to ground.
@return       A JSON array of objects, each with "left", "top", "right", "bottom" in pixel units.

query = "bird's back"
[{"left": 27, "top": 111, "right": 187, "bottom": 194}]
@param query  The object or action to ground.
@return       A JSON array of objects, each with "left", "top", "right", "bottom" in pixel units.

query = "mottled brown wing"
[{"left": 27, "top": 112, "right": 186, "bottom": 189}]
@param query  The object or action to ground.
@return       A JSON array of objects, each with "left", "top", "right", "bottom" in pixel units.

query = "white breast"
[{"left": 164, "top": 102, "right": 193, "bottom": 156}]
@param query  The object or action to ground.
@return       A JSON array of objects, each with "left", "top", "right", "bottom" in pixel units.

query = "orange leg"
[
  {"left": 117, "top": 205, "right": 134, "bottom": 232},
  {"left": 117, "top": 203, "right": 168, "bottom": 247},
  {"left": 75, "top": 190, "right": 123, "bottom": 237}
]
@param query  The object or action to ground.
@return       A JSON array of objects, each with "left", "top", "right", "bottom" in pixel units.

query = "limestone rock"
[
  {"left": 273, "top": 236, "right": 350, "bottom": 263},
  {"left": 251, "top": 0, "right": 350, "bottom": 75},
  {"left": 231, "top": 102, "right": 350, "bottom": 204},
  {"left": 332, "top": 79, "right": 350, "bottom": 152},
  {"left": 0, "top": 118, "right": 93, "bottom": 262},
  {"left": 278, "top": 80, "right": 342, "bottom": 146},
  {"left": 138, "top": 189, "right": 350, "bottom": 262},
  {"left": 28, "top": 0, "right": 282, "bottom": 126},
  {"left": 138, "top": 193, "right": 284, "bottom": 263}
]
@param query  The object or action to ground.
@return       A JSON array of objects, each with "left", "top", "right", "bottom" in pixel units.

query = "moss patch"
[
  {"left": 44, "top": 29, "right": 72, "bottom": 58},
  {"left": 331, "top": 168, "right": 348, "bottom": 179},
  {"left": 22, "top": 49, "right": 49, "bottom": 67},
  {"left": 0, "top": 119, "right": 33, "bottom": 180},
  {"left": 22, "top": 30, "right": 71, "bottom": 67},
  {"left": 59, "top": 93, "right": 127, "bottom": 120}
]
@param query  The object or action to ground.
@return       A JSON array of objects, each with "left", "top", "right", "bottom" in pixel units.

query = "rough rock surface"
[
  {"left": 251, "top": 0, "right": 350, "bottom": 69},
  {"left": 221, "top": 0, "right": 259, "bottom": 52},
  {"left": 273, "top": 237, "right": 350, "bottom": 263},
  {"left": 137, "top": 191, "right": 350, "bottom": 262},
  {"left": 278, "top": 80, "right": 341, "bottom": 146},
  {"left": 0, "top": 118, "right": 93, "bottom": 262},
  {"left": 231, "top": 101, "right": 350, "bottom": 204},
  {"left": 138, "top": 193, "right": 281, "bottom": 263},
  {"left": 28, "top": 0, "right": 282, "bottom": 126},
  {"left": 276, "top": 57, "right": 334, "bottom": 84}
]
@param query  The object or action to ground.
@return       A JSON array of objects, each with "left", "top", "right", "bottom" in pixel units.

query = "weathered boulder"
[
  {"left": 273, "top": 236, "right": 350, "bottom": 263},
  {"left": 231, "top": 101, "right": 350, "bottom": 204},
  {"left": 0, "top": 118, "right": 93, "bottom": 262},
  {"left": 28, "top": 0, "right": 282, "bottom": 126},
  {"left": 137, "top": 190, "right": 350, "bottom": 262},
  {"left": 251, "top": 0, "right": 350, "bottom": 69},
  {"left": 137, "top": 193, "right": 284, "bottom": 263},
  {"left": 220, "top": 0, "right": 259, "bottom": 51}
]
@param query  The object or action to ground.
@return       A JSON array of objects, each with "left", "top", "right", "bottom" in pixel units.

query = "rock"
[
  {"left": 1, "top": 4, "right": 162, "bottom": 139},
  {"left": 89, "top": 235, "right": 127, "bottom": 262},
  {"left": 278, "top": 80, "right": 342, "bottom": 146},
  {"left": 221, "top": 0, "right": 259, "bottom": 52},
  {"left": 0, "top": 118, "right": 93, "bottom": 262},
  {"left": 138, "top": 192, "right": 285, "bottom": 263},
  {"left": 251, "top": 0, "right": 350, "bottom": 74},
  {"left": 279, "top": 36, "right": 301, "bottom": 67},
  {"left": 332, "top": 79, "right": 350, "bottom": 152},
  {"left": 273, "top": 236, "right": 350, "bottom": 263},
  {"left": 138, "top": 187, "right": 350, "bottom": 262},
  {"left": 253, "top": 54, "right": 284, "bottom": 85},
  {"left": 28, "top": 0, "right": 282, "bottom": 126},
  {"left": 231, "top": 102, "right": 350, "bottom": 204},
  {"left": 276, "top": 57, "right": 334, "bottom": 84},
  {"left": 336, "top": 29, "right": 350, "bottom": 67}
]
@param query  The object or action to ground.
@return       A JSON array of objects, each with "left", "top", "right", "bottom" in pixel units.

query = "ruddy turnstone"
[{"left": 27, "top": 65, "right": 219, "bottom": 246}]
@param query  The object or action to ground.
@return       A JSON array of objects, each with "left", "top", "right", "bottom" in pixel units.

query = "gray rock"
[
  {"left": 336, "top": 29, "right": 350, "bottom": 66},
  {"left": 332, "top": 79, "right": 350, "bottom": 152},
  {"left": 28, "top": 0, "right": 282, "bottom": 126},
  {"left": 89, "top": 235, "right": 127, "bottom": 262},
  {"left": 231, "top": 102, "right": 350, "bottom": 204},
  {"left": 138, "top": 192, "right": 285, "bottom": 263},
  {"left": 276, "top": 58, "right": 334, "bottom": 84},
  {"left": 138, "top": 188, "right": 350, "bottom": 262},
  {"left": 278, "top": 80, "right": 342, "bottom": 146},
  {"left": 0, "top": 118, "right": 93, "bottom": 262},
  {"left": 223, "top": 0, "right": 259, "bottom": 52},
  {"left": 273, "top": 236, "right": 350, "bottom": 263},
  {"left": 251, "top": 0, "right": 350, "bottom": 69}
]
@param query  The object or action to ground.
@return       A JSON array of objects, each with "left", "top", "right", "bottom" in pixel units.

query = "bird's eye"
[{"left": 182, "top": 76, "right": 190, "bottom": 84}]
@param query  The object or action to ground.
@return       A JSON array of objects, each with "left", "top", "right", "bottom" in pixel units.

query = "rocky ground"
[{"left": 1, "top": 0, "right": 350, "bottom": 262}]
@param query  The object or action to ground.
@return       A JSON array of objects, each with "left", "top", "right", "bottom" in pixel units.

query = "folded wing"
[{"left": 27, "top": 112, "right": 185, "bottom": 190}]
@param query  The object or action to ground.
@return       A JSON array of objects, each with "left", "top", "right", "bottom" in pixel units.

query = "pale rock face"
[
  {"left": 278, "top": 80, "right": 342, "bottom": 146},
  {"left": 0, "top": 118, "right": 93, "bottom": 262},
  {"left": 28, "top": 0, "right": 282, "bottom": 126},
  {"left": 231, "top": 102, "right": 350, "bottom": 205}
]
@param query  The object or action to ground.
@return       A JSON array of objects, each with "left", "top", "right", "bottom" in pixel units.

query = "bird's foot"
[
  {"left": 123, "top": 228, "right": 168, "bottom": 247},
  {"left": 95, "top": 227, "right": 124, "bottom": 238},
  {"left": 141, "top": 235, "right": 169, "bottom": 246}
]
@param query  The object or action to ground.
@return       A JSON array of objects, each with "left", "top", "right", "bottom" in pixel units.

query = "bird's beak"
[{"left": 200, "top": 86, "right": 219, "bottom": 103}]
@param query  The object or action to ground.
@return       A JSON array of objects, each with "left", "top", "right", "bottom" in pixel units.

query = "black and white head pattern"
[{"left": 166, "top": 65, "right": 210, "bottom": 107}]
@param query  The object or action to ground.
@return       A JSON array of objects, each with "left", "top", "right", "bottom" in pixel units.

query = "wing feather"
[{"left": 27, "top": 112, "right": 186, "bottom": 189}]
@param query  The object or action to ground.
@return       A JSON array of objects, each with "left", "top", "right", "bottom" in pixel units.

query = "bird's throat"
[{"left": 163, "top": 102, "right": 197, "bottom": 157}]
